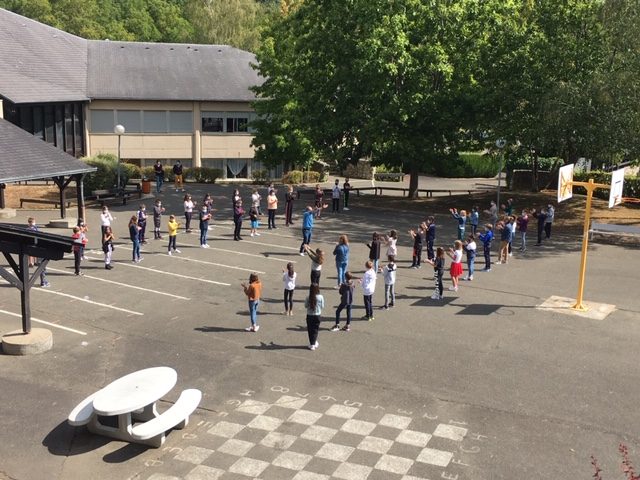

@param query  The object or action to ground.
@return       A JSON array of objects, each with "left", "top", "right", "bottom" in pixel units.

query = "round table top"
[{"left": 93, "top": 367, "right": 177, "bottom": 416}]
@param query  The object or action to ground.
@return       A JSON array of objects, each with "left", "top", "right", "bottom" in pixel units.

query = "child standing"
[
  {"left": 167, "top": 214, "right": 181, "bottom": 255},
  {"left": 381, "top": 256, "right": 397, "bottom": 309},
  {"left": 332, "top": 235, "right": 349, "bottom": 287},
  {"left": 242, "top": 273, "right": 262, "bottom": 332},
  {"left": 267, "top": 189, "right": 278, "bottom": 229},
  {"left": 199, "top": 204, "right": 211, "bottom": 248},
  {"left": 183, "top": 194, "right": 195, "bottom": 233},
  {"left": 361, "top": 260, "right": 377, "bottom": 321},
  {"left": 332, "top": 272, "right": 355, "bottom": 331},
  {"left": 137, "top": 204, "right": 148, "bottom": 244},
  {"left": 497, "top": 220, "right": 512, "bottom": 264},
  {"left": 470, "top": 206, "right": 479, "bottom": 236},
  {"left": 447, "top": 240, "right": 464, "bottom": 291},
  {"left": 343, "top": 177, "right": 351, "bottom": 210},
  {"left": 314, "top": 184, "right": 324, "bottom": 218},
  {"left": 426, "top": 247, "right": 445, "bottom": 300},
  {"left": 249, "top": 205, "right": 260, "bottom": 237},
  {"left": 303, "top": 245, "right": 324, "bottom": 285},
  {"left": 100, "top": 206, "right": 113, "bottom": 235},
  {"left": 282, "top": 262, "right": 296, "bottom": 316},
  {"left": 153, "top": 199, "right": 165, "bottom": 239},
  {"left": 463, "top": 234, "right": 476, "bottom": 281},
  {"left": 450, "top": 208, "right": 467, "bottom": 240},
  {"left": 517, "top": 209, "right": 529, "bottom": 252},
  {"left": 409, "top": 225, "right": 423, "bottom": 268},
  {"left": 508, "top": 215, "right": 517, "bottom": 256},
  {"left": 71, "top": 226, "right": 84, "bottom": 275},
  {"left": 103, "top": 226, "right": 115, "bottom": 270},
  {"left": 285, "top": 185, "right": 295, "bottom": 226},
  {"left": 233, "top": 200, "right": 245, "bottom": 241},
  {"left": 77, "top": 219, "right": 88, "bottom": 260},
  {"left": 425, "top": 216, "right": 436, "bottom": 261},
  {"left": 366, "top": 232, "right": 381, "bottom": 273},
  {"left": 332, "top": 179, "right": 341, "bottom": 213},
  {"left": 251, "top": 189, "right": 262, "bottom": 216},
  {"left": 478, "top": 224, "right": 494, "bottom": 271},
  {"left": 304, "top": 284, "right": 324, "bottom": 350},
  {"left": 384, "top": 230, "right": 398, "bottom": 260},
  {"left": 129, "top": 215, "right": 142, "bottom": 263}
]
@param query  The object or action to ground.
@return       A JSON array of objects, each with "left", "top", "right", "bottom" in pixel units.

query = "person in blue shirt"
[
  {"left": 478, "top": 224, "right": 494, "bottom": 271},
  {"left": 424, "top": 216, "right": 436, "bottom": 261},
  {"left": 299, "top": 206, "right": 314, "bottom": 255},
  {"left": 497, "top": 220, "right": 512, "bottom": 264},
  {"left": 332, "top": 235, "right": 349, "bottom": 287}
]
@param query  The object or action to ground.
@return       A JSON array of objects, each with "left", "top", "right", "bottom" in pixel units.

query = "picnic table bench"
[
  {"left": 19, "top": 198, "right": 72, "bottom": 209},
  {"left": 589, "top": 222, "right": 640, "bottom": 240},
  {"left": 90, "top": 189, "right": 134, "bottom": 206},
  {"left": 68, "top": 366, "right": 201, "bottom": 448}
]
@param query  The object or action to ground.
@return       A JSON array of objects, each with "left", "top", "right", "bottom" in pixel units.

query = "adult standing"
[
  {"left": 129, "top": 215, "right": 142, "bottom": 263},
  {"left": 485, "top": 200, "right": 498, "bottom": 228},
  {"left": 299, "top": 206, "right": 314, "bottom": 255},
  {"left": 545, "top": 204, "right": 555, "bottom": 239},
  {"left": 304, "top": 284, "right": 324, "bottom": 350},
  {"left": 233, "top": 199, "right": 245, "bottom": 241},
  {"left": 517, "top": 209, "right": 529, "bottom": 252},
  {"left": 343, "top": 177, "right": 351, "bottom": 210},
  {"left": 425, "top": 216, "right": 436, "bottom": 261},
  {"left": 332, "top": 179, "right": 341, "bottom": 213},
  {"left": 232, "top": 189, "right": 241, "bottom": 209},
  {"left": 285, "top": 185, "right": 295, "bottom": 226},
  {"left": 153, "top": 160, "right": 164, "bottom": 194},
  {"left": 173, "top": 160, "right": 184, "bottom": 192},
  {"left": 267, "top": 188, "right": 278, "bottom": 229},
  {"left": 242, "top": 273, "right": 262, "bottom": 332},
  {"left": 333, "top": 235, "right": 349, "bottom": 287}
]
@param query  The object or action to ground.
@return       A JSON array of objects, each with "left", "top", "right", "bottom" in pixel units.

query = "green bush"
[
  {"left": 505, "top": 155, "right": 561, "bottom": 175},
  {"left": 375, "top": 164, "right": 402, "bottom": 173},
  {"left": 252, "top": 169, "right": 270, "bottom": 184},
  {"left": 122, "top": 162, "right": 142, "bottom": 180},
  {"left": 184, "top": 167, "right": 221, "bottom": 184},
  {"left": 141, "top": 165, "right": 181, "bottom": 182},
  {"left": 573, "top": 171, "right": 640, "bottom": 200},
  {"left": 283, "top": 170, "right": 304, "bottom": 184},
  {"left": 430, "top": 152, "right": 500, "bottom": 178},
  {"left": 303, "top": 171, "right": 321, "bottom": 183},
  {"left": 83, "top": 153, "right": 136, "bottom": 193}
]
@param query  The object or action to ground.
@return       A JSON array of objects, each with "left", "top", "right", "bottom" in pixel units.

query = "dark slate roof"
[
  {"left": 0, "top": 118, "right": 95, "bottom": 183},
  {"left": 0, "top": 8, "right": 88, "bottom": 104},
  {"left": 87, "top": 41, "right": 261, "bottom": 101}
]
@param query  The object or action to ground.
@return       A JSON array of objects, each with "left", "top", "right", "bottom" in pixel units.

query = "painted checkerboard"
[{"left": 144, "top": 389, "right": 483, "bottom": 480}]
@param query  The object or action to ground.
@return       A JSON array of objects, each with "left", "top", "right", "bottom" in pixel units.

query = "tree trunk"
[
  {"left": 531, "top": 150, "right": 539, "bottom": 192},
  {"left": 408, "top": 166, "right": 419, "bottom": 199}
]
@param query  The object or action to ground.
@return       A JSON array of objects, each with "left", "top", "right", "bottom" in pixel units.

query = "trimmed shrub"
[
  {"left": 572, "top": 171, "right": 640, "bottom": 200},
  {"left": 83, "top": 153, "right": 136, "bottom": 193},
  {"left": 282, "top": 170, "right": 304, "bottom": 184},
  {"left": 303, "top": 171, "right": 321, "bottom": 183},
  {"left": 122, "top": 162, "right": 142, "bottom": 180},
  {"left": 345, "top": 161, "right": 374, "bottom": 179},
  {"left": 184, "top": 167, "right": 221, "bottom": 184},
  {"left": 252, "top": 169, "right": 270, "bottom": 184}
]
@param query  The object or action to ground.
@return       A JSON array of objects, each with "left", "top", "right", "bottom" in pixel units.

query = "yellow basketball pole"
[{"left": 569, "top": 178, "right": 609, "bottom": 311}]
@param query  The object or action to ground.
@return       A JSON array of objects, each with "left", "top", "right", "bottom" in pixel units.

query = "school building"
[{"left": 0, "top": 8, "right": 275, "bottom": 180}]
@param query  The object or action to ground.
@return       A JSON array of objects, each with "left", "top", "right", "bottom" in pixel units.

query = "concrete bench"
[
  {"left": 589, "top": 222, "right": 640, "bottom": 240},
  {"left": 130, "top": 389, "right": 202, "bottom": 447},
  {"left": 67, "top": 391, "right": 100, "bottom": 426},
  {"left": 20, "top": 198, "right": 71, "bottom": 209}
]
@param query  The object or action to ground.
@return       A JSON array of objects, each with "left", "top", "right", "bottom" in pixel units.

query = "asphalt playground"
[{"left": 0, "top": 181, "right": 639, "bottom": 480}]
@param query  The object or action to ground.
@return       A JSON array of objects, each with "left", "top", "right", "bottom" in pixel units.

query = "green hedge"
[
  {"left": 573, "top": 171, "right": 640, "bottom": 200},
  {"left": 186, "top": 167, "right": 221, "bottom": 184},
  {"left": 252, "top": 169, "right": 270, "bottom": 184},
  {"left": 82, "top": 154, "right": 142, "bottom": 193},
  {"left": 282, "top": 170, "right": 322, "bottom": 184},
  {"left": 430, "top": 152, "right": 500, "bottom": 178}
]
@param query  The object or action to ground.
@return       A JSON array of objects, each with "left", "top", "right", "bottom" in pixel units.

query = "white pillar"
[{"left": 192, "top": 102, "right": 202, "bottom": 168}]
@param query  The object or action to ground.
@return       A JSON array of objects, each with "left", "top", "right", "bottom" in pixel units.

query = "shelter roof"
[{"left": 0, "top": 118, "right": 95, "bottom": 183}]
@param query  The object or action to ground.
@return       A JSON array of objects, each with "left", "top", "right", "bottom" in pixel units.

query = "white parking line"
[
  {"left": 209, "top": 233, "right": 301, "bottom": 251},
  {"left": 168, "top": 255, "right": 265, "bottom": 274},
  {"left": 69, "top": 254, "right": 231, "bottom": 286},
  {"left": 0, "top": 308, "right": 87, "bottom": 335},
  {"left": 170, "top": 239, "right": 294, "bottom": 264},
  {"left": 46, "top": 267, "right": 190, "bottom": 300},
  {"left": 37, "top": 288, "right": 144, "bottom": 316}
]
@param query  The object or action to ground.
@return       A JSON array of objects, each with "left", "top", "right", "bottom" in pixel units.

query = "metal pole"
[
  {"left": 116, "top": 134, "right": 121, "bottom": 195},
  {"left": 572, "top": 179, "right": 595, "bottom": 311},
  {"left": 496, "top": 152, "right": 503, "bottom": 210},
  {"left": 19, "top": 249, "right": 31, "bottom": 333}
]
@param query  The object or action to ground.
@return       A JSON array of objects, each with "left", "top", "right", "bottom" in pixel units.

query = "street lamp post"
[
  {"left": 495, "top": 138, "right": 506, "bottom": 210},
  {"left": 114, "top": 124, "right": 125, "bottom": 195}
]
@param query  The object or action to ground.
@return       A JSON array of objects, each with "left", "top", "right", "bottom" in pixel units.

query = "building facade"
[{"left": 0, "top": 8, "right": 271, "bottom": 179}]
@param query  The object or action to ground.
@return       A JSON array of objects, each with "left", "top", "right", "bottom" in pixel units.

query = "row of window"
[
  {"left": 90, "top": 110, "right": 256, "bottom": 134},
  {"left": 4, "top": 101, "right": 84, "bottom": 157}
]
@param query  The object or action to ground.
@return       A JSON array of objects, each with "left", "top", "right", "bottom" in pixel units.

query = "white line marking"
[
  {"left": 46, "top": 267, "right": 190, "bottom": 300},
  {"left": 182, "top": 230, "right": 300, "bottom": 256},
  {"left": 80, "top": 255, "right": 231, "bottom": 286},
  {"left": 66, "top": 254, "right": 231, "bottom": 286},
  {"left": 36, "top": 288, "right": 144, "bottom": 316},
  {"left": 210, "top": 234, "right": 301, "bottom": 251},
  {"left": 169, "top": 255, "right": 265, "bottom": 274},
  {"left": 0, "top": 308, "right": 87, "bottom": 335}
]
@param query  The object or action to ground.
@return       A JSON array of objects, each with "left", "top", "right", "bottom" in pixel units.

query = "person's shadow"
[
  {"left": 195, "top": 326, "right": 248, "bottom": 333},
  {"left": 245, "top": 341, "right": 309, "bottom": 351}
]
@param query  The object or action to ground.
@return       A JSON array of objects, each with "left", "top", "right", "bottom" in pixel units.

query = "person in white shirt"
[
  {"left": 463, "top": 234, "right": 477, "bottom": 281},
  {"left": 251, "top": 189, "right": 262, "bottom": 216},
  {"left": 100, "top": 206, "right": 114, "bottom": 235},
  {"left": 360, "top": 260, "right": 377, "bottom": 321},
  {"left": 304, "top": 284, "right": 324, "bottom": 350},
  {"left": 381, "top": 256, "right": 397, "bottom": 309},
  {"left": 282, "top": 262, "right": 297, "bottom": 316}
]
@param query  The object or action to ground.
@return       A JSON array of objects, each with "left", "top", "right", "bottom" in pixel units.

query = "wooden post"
[
  {"left": 0, "top": 183, "right": 5, "bottom": 209},
  {"left": 75, "top": 174, "right": 86, "bottom": 224}
]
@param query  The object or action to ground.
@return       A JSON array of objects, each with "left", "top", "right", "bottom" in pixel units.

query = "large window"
[
  {"left": 143, "top": 111, "right": 167, "bottom": 133},
  {"left": 90, "top": 110, "right": 115, "bottom": 133},
  {"left": 90, "top": 109, "right": 193, "bottom": 133},
  {"left": 169, "top": 111, "right": 193, "bottom": 133},
  {"left": 202, "top": 112, "right": 254, "bottom": 133},
  {"left": 116, "top": 110, "right": 142, "bottom": 133}
]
